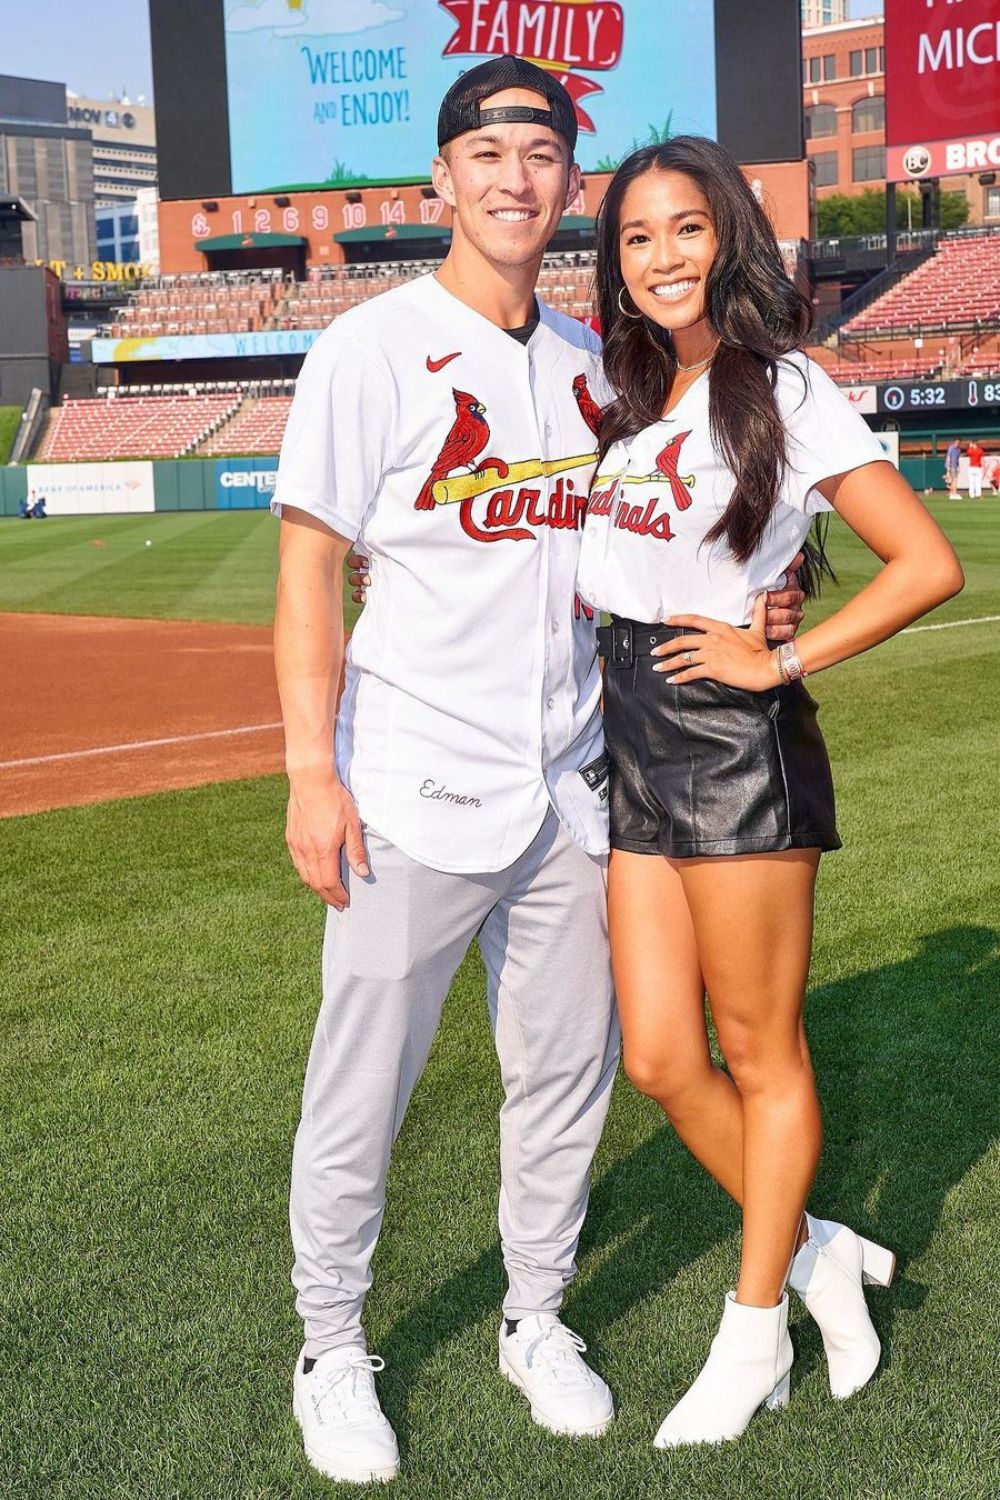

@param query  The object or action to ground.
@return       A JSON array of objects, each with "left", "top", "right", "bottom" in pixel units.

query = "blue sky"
[
  {"left": 0, "top": 0, "right": 885, "bottom": 105},
  {"left": 0, "top": 0, "right": 155, "bottom": 101}
]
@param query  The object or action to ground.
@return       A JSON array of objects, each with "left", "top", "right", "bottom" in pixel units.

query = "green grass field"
[
  {"left": 2, "top": 500, "right": 998, "bottom": 1498},
  {"left": 0, "top": 405, "right": 22, "bottom": 464}
]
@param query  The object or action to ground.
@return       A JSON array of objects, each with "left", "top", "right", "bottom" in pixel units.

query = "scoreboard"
[{"left": 877, "top": 378, "right": 1000, "bottom": 413}]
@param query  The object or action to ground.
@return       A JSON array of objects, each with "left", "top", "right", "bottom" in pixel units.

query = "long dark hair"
[{"left": 595, "top": 136, "right": 832, "bottom": 597}]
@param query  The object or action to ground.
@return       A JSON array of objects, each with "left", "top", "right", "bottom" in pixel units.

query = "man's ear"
[
  {"left": 432, "top": 152, "right": 457, "bottom": 209},
  {"left": 564, "top": 159, "right": 581, "bottom": 209}
]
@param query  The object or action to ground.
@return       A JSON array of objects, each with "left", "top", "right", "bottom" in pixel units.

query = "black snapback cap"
[{"left": 437, "top": 55, "right": 578, "bottom": 153}]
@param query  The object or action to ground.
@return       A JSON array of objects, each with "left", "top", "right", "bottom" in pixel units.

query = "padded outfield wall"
[{"left": 0, "top": 458, "right": 277, "bottom": 516}]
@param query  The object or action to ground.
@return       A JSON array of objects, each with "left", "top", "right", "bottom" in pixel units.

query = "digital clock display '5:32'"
[{"left": 878, "top": 380, "right": 1000, "bottom": 412}]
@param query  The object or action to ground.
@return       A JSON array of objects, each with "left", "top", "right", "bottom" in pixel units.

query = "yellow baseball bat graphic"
[
  {"left": 433, "top": 451, "right": 597, "bottom": 505},
  {"left": 620, "top": 471, "right": 696, "bottom": 487}
]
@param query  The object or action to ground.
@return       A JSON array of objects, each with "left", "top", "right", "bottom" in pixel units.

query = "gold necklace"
[{"left": 675, "top": 345, "right": 718, "bottom": 373}]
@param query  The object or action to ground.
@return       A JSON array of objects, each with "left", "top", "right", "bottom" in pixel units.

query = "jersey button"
[
  {"left": 551, "top": 618, "right": 560, "bottom": 633},
  {"left": 546, "top": 697, "right": 555, "bottom": 711}
]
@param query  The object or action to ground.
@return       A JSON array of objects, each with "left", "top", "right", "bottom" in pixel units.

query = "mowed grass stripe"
[{"left": 1, "top": 496, "right": 996, "bottom": 633}]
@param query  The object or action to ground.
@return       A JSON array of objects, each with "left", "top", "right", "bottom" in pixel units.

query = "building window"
[
  {"left": 850, "top": 50, "right": 863, "bottom": 77},
  {"left": 813, "top": 151, "right": 838, "bottom": 187},
  {"left": 822, "top": 53, "right": 836, "bottom": 81},
  {"left": 879, "top": 47, "right": 885, "bottom": 71},
  {"left": 808, "top": 57, "right": 821, "bottom": 84},
  {"left": 853, "top": 144, "right": 885, "bottom": 182},
  {"left": 866, "top": 47, "right": 879, "bottom": 73},
  {"left": 986, "top": 186, "right": 1000, "bottom": 218},
  {"left": 805, "top": 103, "right": 838, "bottom": 139},
  {"left": 852, "top": 96, "right": 885, "bottom": 133}
]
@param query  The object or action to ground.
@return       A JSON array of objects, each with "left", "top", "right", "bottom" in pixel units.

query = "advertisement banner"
[
  {"left": 873, "top": 430, "right": 899, "bottom": 470},
  {"left": 90, "top": 329, "right": 322, "bottom": 364},
  {"left": 840, "top": 384, "right": 877, "bottom": 415},
  {"left": 25, "top": 462, "right": 155, "bottom": 515},
  {"left": 214, "top": 457, "right": 279, "bottom": 507},
  {"left": 222, "top": 0, "right": 716, "bottom": 190},
  {"left": 887, "top": 131, "right": 1000, "bottom": 184},
  {"left": 885, "top": 0, "right": 1000, "bottom": 180}
]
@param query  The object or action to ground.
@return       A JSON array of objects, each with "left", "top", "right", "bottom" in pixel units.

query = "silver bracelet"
[{"left": 777, "top": 642, "right": 806, "bottom": 683}]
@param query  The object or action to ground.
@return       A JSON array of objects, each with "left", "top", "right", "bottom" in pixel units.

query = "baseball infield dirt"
[{"left": 2, "top": 613, "right": 285, "bottom": 818}]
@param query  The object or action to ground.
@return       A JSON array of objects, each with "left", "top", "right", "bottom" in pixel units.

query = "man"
[
  {"left": 945, "top": 437, "right": 961, "bottom": 499},
  {"left": 272, "top": 58, "right": 803, "bottom": 1485},
  {"left": 967, "top": 438, "right": 984, "bottom": 500}
]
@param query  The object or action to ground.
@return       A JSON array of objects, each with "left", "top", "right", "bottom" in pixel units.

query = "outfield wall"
[
  {"left": 0, "top": 457, "right": 277, "bottom": 516},
  {"left": 0, "top": 452, "right": 956, "bottom": 519}
]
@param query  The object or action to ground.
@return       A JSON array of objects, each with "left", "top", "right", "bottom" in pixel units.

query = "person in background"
[
  {"left": 984, "top": 453, "right": 1000, "bottom": 496},
  {"left": 944, "top": 438, "right": 961, "bottom": 499},
  {"left": 966, "top": 439, "right": 984, "bottom": 500}
]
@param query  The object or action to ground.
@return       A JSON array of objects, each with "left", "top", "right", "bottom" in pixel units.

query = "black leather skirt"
[{"left": 598, "top": 618, "right": 841, "bottom": 859}]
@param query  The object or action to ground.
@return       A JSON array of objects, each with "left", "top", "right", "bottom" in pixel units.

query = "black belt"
[{"left": 597, "top": 619, "right": 692, "bottom": 669}]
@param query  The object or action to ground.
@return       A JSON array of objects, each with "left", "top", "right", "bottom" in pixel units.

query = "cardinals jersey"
[
  {"left": 577, "top": 353, "right": 887, "bottom": 627},
  {"left": 273, "top": 272, "right": 613, "bottom": 874}
]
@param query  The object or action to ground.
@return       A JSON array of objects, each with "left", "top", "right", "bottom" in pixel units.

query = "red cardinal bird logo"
[
  {"left": 654, "top": 432, "right": 695, "bottom": 511},
  {"left": 414, "top": 388, "right": 510, "bottom": 511},
  {"left": 571, "top": 372, "right": 603, "bottom": 439}
]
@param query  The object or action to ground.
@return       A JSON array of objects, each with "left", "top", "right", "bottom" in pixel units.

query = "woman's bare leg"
[
  {"left": 675, "top": 850, "right": 822, "bottom": 1306},
  {"left": 610, "top": 849, "right": 744, "bottom": 1200},
  {"left": 610, "top": 849, "right": 810, "bottom": 1261}
]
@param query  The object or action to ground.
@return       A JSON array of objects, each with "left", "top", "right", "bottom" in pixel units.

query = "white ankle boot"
[
  {"left": 653, "top": 1292, "right": 793, "bottom": 1449},
  {"left": 789, "top": 1214, "right": 895, "bottom": 1399}
]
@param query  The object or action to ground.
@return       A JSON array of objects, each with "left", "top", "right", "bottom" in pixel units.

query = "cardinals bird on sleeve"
[
  {"left": 571, "top": 373, "right": 603, "bottom": 440},
  {"left": 414, "top": 389, "right": 510, "bottom": 511}
]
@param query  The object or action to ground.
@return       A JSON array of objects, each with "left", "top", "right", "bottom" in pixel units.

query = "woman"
[{"left": 577, "top": 137, "right": 963, "bottom": 1449}]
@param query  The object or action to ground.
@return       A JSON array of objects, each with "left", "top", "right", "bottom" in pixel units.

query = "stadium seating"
[
  {"left": 843, "top": 231, "right": 1000, "bottom": 337},
  {"left": 823, "top": 355, "right": 945, "bottom": 384},
  {"left": 199, "top": 395, "right": 293, "bottom": 455},
  {"left": 37, "top": 391, "right": 243, "bottom": 461},
  {"left": 100, "top": 255, "right": 599, "bottom": 341},
  {"left": 275, "top": 252, "right": 598, "bottom": 330},
  {"left": 960, "top": 349, "right": 1000, "bottom": 378},
  {"left": 106, "top": 269, "right": 289, "bottom": 339}
]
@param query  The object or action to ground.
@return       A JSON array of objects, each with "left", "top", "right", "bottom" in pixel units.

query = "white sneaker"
[
  {"left": 293, "top": 1345, "right": 400, "bottom": 1484},
  {"left": 498, "top": 1314, "right": 614, "bottom": 1437}
]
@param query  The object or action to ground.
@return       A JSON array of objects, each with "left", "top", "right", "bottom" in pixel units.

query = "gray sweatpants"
[{"left": 290, "top": 809, "right": 619, "bottom": 1356}]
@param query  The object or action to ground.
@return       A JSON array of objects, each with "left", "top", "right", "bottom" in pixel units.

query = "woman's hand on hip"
[{"left": 653, "top": 595, "right": 777, "bottom": 691}]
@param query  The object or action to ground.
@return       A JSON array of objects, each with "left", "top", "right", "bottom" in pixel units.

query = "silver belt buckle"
[{"left": 610, "top": 621, "right": 634, "bottom": 669}]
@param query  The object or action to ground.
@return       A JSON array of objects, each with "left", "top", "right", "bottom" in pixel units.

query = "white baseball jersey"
[
  {"left": 577, "top": 352, "right": 887, "bottom": 626},
  {"left": 273, "top": 272, "right": 613, "bottom": 874}
]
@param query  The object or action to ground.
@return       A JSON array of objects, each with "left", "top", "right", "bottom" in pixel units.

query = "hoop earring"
[{"left": 617, "top": 286, "right": 642, "bottom": 320}]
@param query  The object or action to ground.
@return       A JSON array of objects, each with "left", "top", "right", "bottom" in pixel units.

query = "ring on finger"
[{"left": 684, "top": 649, "right": 694, "bottom": 663}]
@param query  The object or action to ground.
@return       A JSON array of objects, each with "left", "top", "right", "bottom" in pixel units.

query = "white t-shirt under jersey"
[
  {"left": 272, "top": 273, "right": 614, "bottom": 874},
  {"left": 577, "top": 352, "right": 888, "bottom": 625}
]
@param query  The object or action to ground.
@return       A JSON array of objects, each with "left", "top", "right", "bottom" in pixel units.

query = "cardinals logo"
[
  {"left": 650, "top": 432, "right": 695, "bottom": 511},
  {"left": 588, "top": 430, "right": 696, "bottom": 543},
  {"left": 414, "top": 381, "right": 600, "bottom": 544},
  {"left": 571, "top": 372, "right": 603, "bottom": 439},
  {"left": 415, "top": 389, "right": 510, "bottom": 512}
]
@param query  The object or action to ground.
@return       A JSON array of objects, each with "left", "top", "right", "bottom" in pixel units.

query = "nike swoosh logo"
[{"left": 426, "top": 351, "right": 461, "bottom": 372}]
